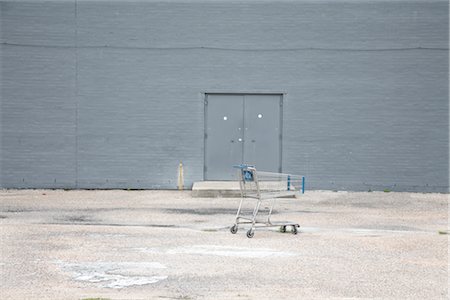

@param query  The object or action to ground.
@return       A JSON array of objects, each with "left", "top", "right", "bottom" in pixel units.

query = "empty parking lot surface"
[{"left": 0, "top": 190, "right": 448, "bottom": 299}]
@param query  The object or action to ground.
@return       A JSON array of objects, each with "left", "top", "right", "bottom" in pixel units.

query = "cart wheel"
[
  {"left": 246, "top": 229, "right": 254, "bottom": 238},
  {"left": 280, "top": 226, "right": 286, "bottom": 233},
  {"left": 291, "top": 226, "right": 298, "bottom": 235},
  {"left": 230, "top": 225, "right": 238, "bottom": 234}
]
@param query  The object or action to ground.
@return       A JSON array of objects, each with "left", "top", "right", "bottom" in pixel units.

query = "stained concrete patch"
[
  {"left": 163, "top": 245, "right": 296, "bottom": 258},
  {"left": 65, "top": 215, "right": 94, "bottom": 222},
  {"left": 299, "top": 226, "right": 431, "bottom": 235},
  {"left": 359, "top": 225, "right": 422, "bottom": 232},
  {"left": 3, "top": 208, "right": 34, "bottom": 213},
  {"left": 43, "top": 222, "right": 178, "bottom": 229},
  {"left": 342, "top": 227, "right": 423, "bottom": 235},
  {"left": 87, "top": 233, "right": 127, "bottom": 238},
  {"left": 55, "top": 261, "right": 167, "bottom": 289},
  {"left": 54, "top": 215, "right": 96, "bottom": 223}
]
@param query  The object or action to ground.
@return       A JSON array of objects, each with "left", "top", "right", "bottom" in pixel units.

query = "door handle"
[{"left": 238, "top": 138, "right": 243, "bottom": 142}]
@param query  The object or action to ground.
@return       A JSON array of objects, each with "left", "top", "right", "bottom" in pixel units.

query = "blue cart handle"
[
  {"left": 233, "top": 164, "right": 255, "bottom": 169},
  {"left": 302, "top": 176, "right": 305, "bottom": 194}
]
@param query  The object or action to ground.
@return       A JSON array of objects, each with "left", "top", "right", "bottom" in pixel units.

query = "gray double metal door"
[{"left": 205, "top": 94, "right": 282, "bottom": 180}]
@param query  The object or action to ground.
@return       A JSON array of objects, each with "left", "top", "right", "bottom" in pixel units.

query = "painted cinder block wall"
[{"left": 0, "top": 0, "right": 448, "bottom": 192}]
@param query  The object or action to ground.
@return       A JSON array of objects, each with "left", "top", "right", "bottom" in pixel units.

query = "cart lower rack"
[{"left": 230, "top": 164, "right": 305, "bottom": 238}]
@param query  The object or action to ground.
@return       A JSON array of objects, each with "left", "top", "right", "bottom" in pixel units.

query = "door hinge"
[{"left": 204, "top": 99, "right": 208, "bottom": 105}]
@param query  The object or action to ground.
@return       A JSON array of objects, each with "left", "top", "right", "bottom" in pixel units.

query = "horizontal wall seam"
[{"left": 1, "top": 42, "right": 448, "bottom": 52}]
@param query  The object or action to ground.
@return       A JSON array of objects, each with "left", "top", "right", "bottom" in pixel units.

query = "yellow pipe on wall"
[{"left": 178, "top": 162, "right": 184, "bottom": 190}]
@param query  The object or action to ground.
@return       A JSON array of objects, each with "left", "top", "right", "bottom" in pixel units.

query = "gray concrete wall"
[{"left": 1, "top": 0, "right": 448, "bottom": 192}]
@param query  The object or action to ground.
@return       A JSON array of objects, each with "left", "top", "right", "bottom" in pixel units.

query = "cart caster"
[
  {"left": 280, "top": 226, "right": 287, "bottom": 233},
  {"left": 230, "top": 225, "right": 238, "bottom": 234},
  {"left": 246, "top": 229, "right": 254, "bottom": 238},
  {"left": 291, "top": 226, "right": 298, "bottom": 235}
]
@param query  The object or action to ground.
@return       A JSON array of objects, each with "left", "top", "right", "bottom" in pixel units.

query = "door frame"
[{"left": 203, "top": 93, "right": 284, "bottom": 180}]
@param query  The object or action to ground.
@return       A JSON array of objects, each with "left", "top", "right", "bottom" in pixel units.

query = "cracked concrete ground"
[{"left": 0, "top": 189, "right": 448, "bottom": 299}]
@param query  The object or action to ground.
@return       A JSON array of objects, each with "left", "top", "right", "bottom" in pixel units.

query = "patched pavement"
[{"left": 0, "top": 190, "right": 448, "bottom": 299}]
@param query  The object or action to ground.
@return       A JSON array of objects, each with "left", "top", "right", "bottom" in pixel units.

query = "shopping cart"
[{"left": 230, "top": 164, "right": 305, "bottom": 238}]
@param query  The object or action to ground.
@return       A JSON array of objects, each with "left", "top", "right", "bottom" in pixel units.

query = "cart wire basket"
[{"left": 230, "top": 164, "right": 305, "bottom": 238}]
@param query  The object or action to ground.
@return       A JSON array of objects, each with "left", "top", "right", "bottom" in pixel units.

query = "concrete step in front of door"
[
  {"left": 192, "top": 181, "right": 297, "bottom": 198},
  {"left": 192, "top": 181, "right": 242, "bottom": 197}
]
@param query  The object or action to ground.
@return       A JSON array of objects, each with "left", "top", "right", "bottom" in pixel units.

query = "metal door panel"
[
  {"left": 243, "top": 95, "right": 281, "bottom": 172},
  {"left": 205, "top": 94, "right": 244, "bottom": 180}
]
